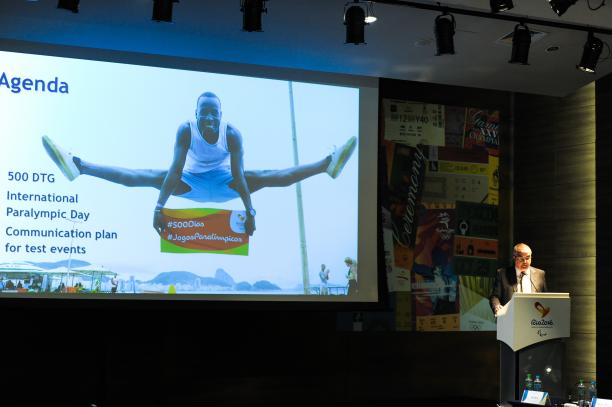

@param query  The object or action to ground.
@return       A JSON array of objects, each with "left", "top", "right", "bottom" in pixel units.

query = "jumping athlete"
[{"left": 42, "top": 91, "right": 357, "bottom": 237}]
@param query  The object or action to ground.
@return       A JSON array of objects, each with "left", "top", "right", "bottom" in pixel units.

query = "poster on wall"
[
  {"left": 453, "top": 201, "right": 499, "bottom": 280},
  {"left": 453, "top": 201, "right": 499, "bottom": 331},
  {"left": 379, "top": 141, "right": 427, "bottom": 292},
  {"left": 395, "top": 291, "right": 413, "bottom": 331},
  {"left": 455, "top": 201, "right": 498, "bottom": 238},
  {"left": 423, "top": 146, "right": 490, "bottom": 204},
  {"left": 384, "top": 143, "right": 427, "bottom": 249},
  {"left": 459, "top": 275, "right": 496, "bottom": 331},
  {"left": 444, "top": 106, "right": 467, "bottom": 148},
  {"left": 380, "top": 99, "right": 501, "bottom": 330},
  {"left": 382, "top": 207, "right": 411, "bottom": 292},
  {"left": 412, "top": 202, "right": 459, "bottom": 331},
  {"left": 463, "top": 108, "right": 500, "bottom": 151},
  {"left": 382, "top": 99, "right": 445, "bottom": 146}
]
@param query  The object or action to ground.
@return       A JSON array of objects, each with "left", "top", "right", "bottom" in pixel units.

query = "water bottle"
[
  {"left": 534, "top": 374, "right": 543, "bottom": 391},
  {"left": 589, "top": 380, "right": 597, "bottom": 404},
  {"left": 524, "top": 373, "right": 534, "bottom": 394},
  {"left": 577, "top": 378, "right": 586, "bottom": 407}
]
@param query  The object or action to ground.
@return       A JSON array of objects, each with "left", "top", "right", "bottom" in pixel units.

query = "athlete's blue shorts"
[{"left": 178, "top": 166, "right": 240, "bottom": 203}]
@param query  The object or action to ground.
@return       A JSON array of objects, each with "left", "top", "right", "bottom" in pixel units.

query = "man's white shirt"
[{"left": 515, "top": 266, "right": 532, "bottom": 293}]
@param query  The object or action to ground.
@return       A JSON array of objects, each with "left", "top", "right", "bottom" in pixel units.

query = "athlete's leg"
[
  {"left": 42, "top": 135, "right": 190, "bottom": 193},
  {"left": 78, "top": 160, "right": 166, "bottom": 188},
  {"left": 242, "top": 135, "right": 357, "bottom": 192},
  {"left": 78, "top": 160, "right": 191, "bottom": 194},
  {"left": 244, "top": 157, "right": 330, "bottom": 192}
]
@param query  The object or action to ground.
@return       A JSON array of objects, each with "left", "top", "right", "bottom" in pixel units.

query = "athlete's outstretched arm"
[
  {"left": 153, "top": 123, "right": 190, "bottom": 234},
  {"left": 227, "top": 126, "right": 256, "bottom": 236}
]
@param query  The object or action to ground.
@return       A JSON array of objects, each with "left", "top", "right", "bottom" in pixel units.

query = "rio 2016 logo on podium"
[
  {"left": 534, "top": 301, "right": 551, "bottom": 318},
  {"left": 159, "top": 208, "right": 250, "bottom": 255},
  {"left": 531, "top": 301, "right": 554, "bottom": 328}
]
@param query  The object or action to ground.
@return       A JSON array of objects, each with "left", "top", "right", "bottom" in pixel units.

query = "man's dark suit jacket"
[{"left": 489, "top": 266, "right": 547, "bottom": 313}]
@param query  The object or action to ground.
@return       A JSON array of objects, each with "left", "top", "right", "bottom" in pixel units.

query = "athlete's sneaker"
[
  {"left": 326, "top": 136, "right": 357, "bottom": 179},
  {"left": 42, "top": 135, "right": 80, "bottom": 181}
]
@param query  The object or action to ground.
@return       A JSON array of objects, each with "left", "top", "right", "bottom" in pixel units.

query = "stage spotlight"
[
  {"left": 434, "top": 12, "right": 456, "bottom": 55},
  {"left": 548, "top": 0, "right": 577, "bottom": 16},
  {"left": 343, "top": 1, "right": 377, "bottom": 44},
  {"left": 241, "top": 0, "right": 267, "bottom": 32},
  {"left": 364, "top": 1, "right": 377, "bottom": 23},
  {"left": 577, "top": 32, "right": 604, "bottom": 73},
  {"left": 344, "top": 2, "right": 367, "bottom": 44},
  {"left": 490, "top": 0, "right": 514, "bottom": 13},
  {"left": 509, "top": 23, "right": 531, "bottom": 64},
  {"left": 57, "top": 0, "right": 79, "bottom": 13},
  {"left": 152, "top": 0, "right": 179, "bottom": 22}
]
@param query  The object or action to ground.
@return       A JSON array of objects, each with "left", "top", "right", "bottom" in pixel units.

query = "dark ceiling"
[{"left": 1, "top": 0, "right": 611, "bottom": 96}]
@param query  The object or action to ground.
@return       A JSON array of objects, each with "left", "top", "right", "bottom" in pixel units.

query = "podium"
[{"left": 496, "top": 293, "right": 571, "bottom": 406}]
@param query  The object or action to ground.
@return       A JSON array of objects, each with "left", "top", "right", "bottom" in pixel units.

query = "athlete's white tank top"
[{"left": 183, "top": 120, "right": 230, "bottom": 173}]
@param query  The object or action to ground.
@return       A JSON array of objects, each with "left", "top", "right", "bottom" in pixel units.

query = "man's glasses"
[{"left": 514, "top": 255, "right": 531, "bottom": 262}]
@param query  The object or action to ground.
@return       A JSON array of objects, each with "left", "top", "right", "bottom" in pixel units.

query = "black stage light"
[
  {"left": 344, "top": 2, "right": 367, "bottom": 44},
  {"left": 577, "top": 32, "right": 604, "bottom": 73},
  {"left": 434, "top": 12, "right": 456, "bottom": 55},
  {"left": 548, "top": 0, "right": 577, "bottom": 16},
  {"left": 509, "top": 23, "right": 531, "bottom": 64},
  {"left": 490, "top": 0, "right": 514, "bottom": 13},
  {"left": 241, "top": 0, "right": 267, "bottom": 32},
  {"left": 152, "top": 0, "right": 179, "bottom": 22},
  {"left": 57, "top": 0, "right": 79, "bottom": 13}
]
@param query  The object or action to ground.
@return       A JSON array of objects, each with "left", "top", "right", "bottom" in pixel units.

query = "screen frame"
[{"left": 0, "top": 38, "right": 386, "bottom": 310}]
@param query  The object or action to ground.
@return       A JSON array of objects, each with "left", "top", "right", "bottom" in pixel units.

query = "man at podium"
[{"left": 489, "top": 243, "right": 548, "bottom": 316}]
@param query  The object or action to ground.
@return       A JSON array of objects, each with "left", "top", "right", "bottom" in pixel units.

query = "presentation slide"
[{"left": 0, "top": 48, "right": 378, "bottom": 302}]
